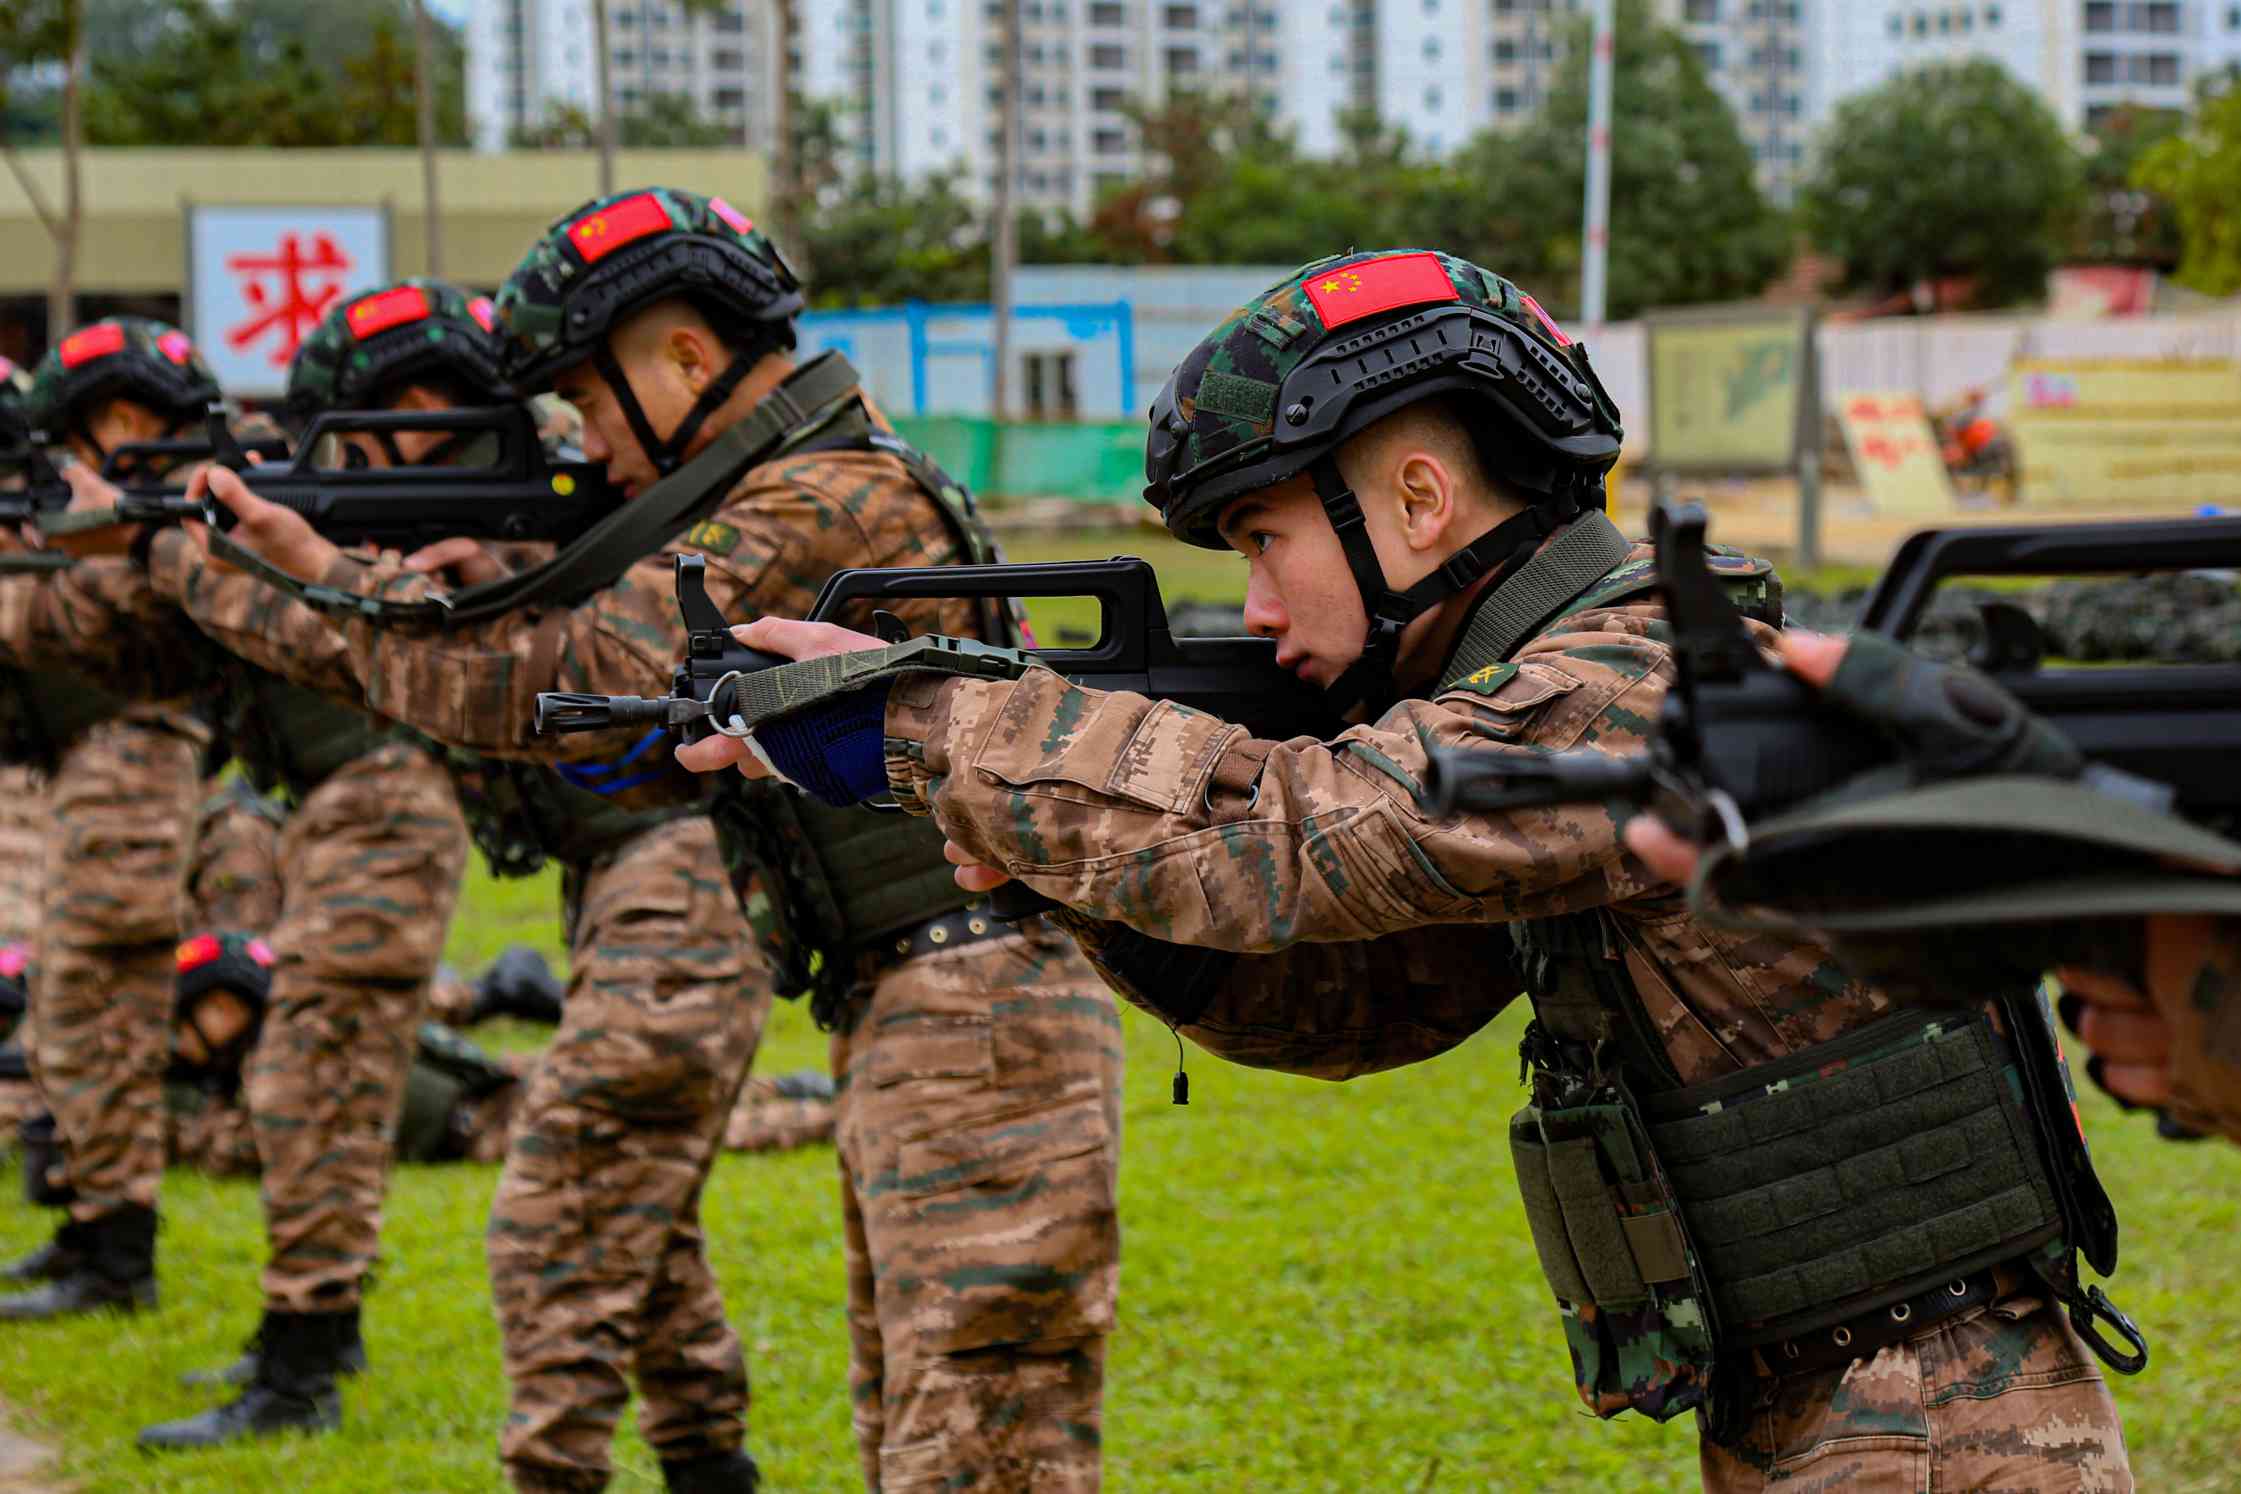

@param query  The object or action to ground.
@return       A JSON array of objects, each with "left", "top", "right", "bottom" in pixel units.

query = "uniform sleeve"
[
  {"left": 154, "top": 536, "right": 366, "bottom": 705},
  {"left": 1053, "top": 909, "right": 1519, "bottom": 1080},
  {"left": 0, "top": 558, "right": 198, "bottom": 699},
  {"left": 314, "top": 445, "right": 979, "bottom": 763},
  {"left": 884, "top": 616, "right": 1674, "bottom": 956}
]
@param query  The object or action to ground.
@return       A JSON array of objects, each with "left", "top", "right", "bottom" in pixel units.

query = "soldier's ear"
[
  {"left": 665, "top": 323, "right": 717, "bottom": 394},
  {"left": 1394, "top": 450, "right": 1454, "bottom": 553}
]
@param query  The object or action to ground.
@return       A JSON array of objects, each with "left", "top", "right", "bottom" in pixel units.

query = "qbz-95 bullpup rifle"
[
  {"left": 44, "top": 403, "right": 622, "bottom": 551},
  {"left": 1420, "top": 503, "right": 2241, "bottom": 833},
  {"left": 531, "top": 551, "right": 1343, "bottom": 747}
]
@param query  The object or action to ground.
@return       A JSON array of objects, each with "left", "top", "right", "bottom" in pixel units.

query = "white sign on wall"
[{"left": 186, "top": 204, "right": 391, "bottom": 397}]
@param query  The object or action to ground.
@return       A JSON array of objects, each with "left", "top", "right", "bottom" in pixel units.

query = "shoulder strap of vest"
[
  {"left": 213, "top": 351, "right": 868, "bottom": 630},
  {"left": 1437, "top": 510, "right": 1632, "bottom": 691}
]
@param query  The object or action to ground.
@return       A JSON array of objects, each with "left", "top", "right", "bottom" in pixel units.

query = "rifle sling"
[
  {"left": 1437, "top": 510, "right": 1632, "bottom": 693},
  {"left": 208, "top": 350, "right": 867, "bottom": 630}
]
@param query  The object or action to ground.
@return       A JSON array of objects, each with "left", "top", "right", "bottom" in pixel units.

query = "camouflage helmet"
[
  {"left": 494, "top": 187, "right": 801, "bottom": 474},
  {"left": 1144, "top": 250, "right": 1622, "bottom": 550},
  {"left": 286, "top": 278, "right": 511, "bottom": 418},
  {"left": 27, "top": 316, "right": 222, "bottom": 438},
  {"left": 1146, "top": 251, "right": 1624, "bottom": 717}
]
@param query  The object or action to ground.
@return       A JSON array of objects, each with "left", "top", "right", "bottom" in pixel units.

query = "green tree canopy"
[
  {"left": 507, "top": 92, "right": 733, "bottom": 150},
  {"left": 2075, "top": 104, "right": 2182, "bottom": 267},
  {"left": 1447, "top": 0, "right": 1789, "bottom": 320},
  {"left": 1798, "top": 59, "right": 2081, "bottom": 309},
  {"left": 2133, "top": 86, "right": 2241, "bottom": 295}
]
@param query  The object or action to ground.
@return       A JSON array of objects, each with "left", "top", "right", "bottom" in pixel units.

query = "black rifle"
[
  {"left": 1420, "top": 504, "right": 2241, "bottom": 831},
  {"left": 71, "top": 403, "right": 620, "bottom": 550},
  {"left": 532, "top": 552, "right": 1342, "bottom": 746},
  {"left": 0, "top": 426, "right": 284, "bottom": 531}
]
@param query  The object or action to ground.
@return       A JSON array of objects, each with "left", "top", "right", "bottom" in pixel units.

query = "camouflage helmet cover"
[
  {"left": 286, "top": 278, "right": 511, "bottom": 416},
  {"left": 1144, "top": 250, "right": 1624, "bottom": 549},
  {"left": 493, "top": 185, "right": 804, "bottom": 393},
  {"left": 27, "top": 316, "right": 223, "bottom": 436}
]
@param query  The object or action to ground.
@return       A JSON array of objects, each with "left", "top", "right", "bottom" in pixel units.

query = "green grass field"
[{"left": 0, "top": 525, "right": 2234, "bottom": 1491}]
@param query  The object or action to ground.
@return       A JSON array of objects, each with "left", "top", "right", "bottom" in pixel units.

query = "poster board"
[
  {"left": 186, "top": 204, "right": 391, "bottom": 399},
  {"left": 2008, "top": 359, "right": 2241, "bottom": 507},
  {"left": 1834, "top": 391, "right": 1954, "bottom": 516},
  {"left": 1644, "top": 308, "right": 1815, "bottom": 473}
]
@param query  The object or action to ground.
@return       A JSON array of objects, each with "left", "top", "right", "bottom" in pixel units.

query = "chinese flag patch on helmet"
[
  {"left": 59, "top": 324, "right": 126, "bottom": 368},
  {"left": 347, "top": 286, "right": 432, "bottom": 339},
  {"left": 1303, "top": 252, "right": 1459, "bottom": 331},
  {"left": 569, "top": 193, "right": 673, "bottom": 264}
]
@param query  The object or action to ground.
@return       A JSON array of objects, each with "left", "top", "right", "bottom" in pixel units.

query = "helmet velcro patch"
[
  {"left": 59, "top": 324, "right": 125, "bottom": 368},
  {"left": 156, "top": 330, "right": 196, "bottom": 365},
  {"left": 569, "top": 192, "right": 673, "bottom": 263},
  {"left": 1194, "top": 370, "right": 1277, "bottom": 426},
  {"left": 347, "top": 285, "right": 433, "bottom": 339},
  {"left": 709, "top": 196, "right": 754, "bottom": 235},
  {"left": 468, "top": 296, "right": 498, "bottom": 332},
  {"left": 1303, "top": 252, "right": 1459, "bottom": 330}
]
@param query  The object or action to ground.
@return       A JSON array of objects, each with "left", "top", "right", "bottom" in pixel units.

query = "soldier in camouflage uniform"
[
  {"left": 0, "top": 315, "right": 473, "bottom": 1446},
  {"left": 0, "top": 357, "right": 43, "bottom": 1043},
  {"left": 0, "top": 321, "right": 220, "bottom": 1321},
  {"left": 696, "top": 251, "right": 2141, "bottom": 1491},
  {"left": 193, "top": 189, "right": 1122, "bottom": 1494}
]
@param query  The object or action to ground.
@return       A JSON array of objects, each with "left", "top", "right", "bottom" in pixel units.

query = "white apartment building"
[{"left": 468, "top": 1, "right": 2241, "bottom": 213}]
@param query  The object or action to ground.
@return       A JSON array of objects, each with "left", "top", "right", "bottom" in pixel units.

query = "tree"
[
  {"left": 2134, "top": 87, "right": 2241, "bottom": 295},
  {"left": 794, "top": 172, "right": 987, "bottom": 307},
  {"left": 1449, "top": 0, "right": 1788, "bottom": 320},
  {"left": 413, "top": 0, "right": 442, "bottom": 275},
  {"left": 509, "top": 93, "right": 732, "bottom": 150},
  {"left": 2074, "top": 104, "right": 2181, "bottom": 267},
  {"left": 0, "top": 0, "right": 87, "bottom": 338},
  {"left": 1798, "top": 59, "right": 2081, "bottom": 310}
]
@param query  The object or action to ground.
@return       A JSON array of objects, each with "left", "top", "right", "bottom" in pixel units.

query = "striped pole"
[{"left": 1580, "top": 0, "right": 1616, "bottom": 331}]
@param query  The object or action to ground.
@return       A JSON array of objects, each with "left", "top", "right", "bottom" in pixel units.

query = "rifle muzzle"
[
  {"left": 533, "top": 692, "right": 677, "bottom": 735},
  {"left": 1421, "top": 746, "right": 1655, "bottom": 818}
]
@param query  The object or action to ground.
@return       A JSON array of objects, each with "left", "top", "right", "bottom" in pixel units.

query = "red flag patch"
[
  {"left": 176, "top": 934, "right": 222, "bottom": 973},
  {"left": 709, "top": 196, "right": 754, "bottom": 236},
  {"left": 467, "top": 295, "right": 498, "bottom": 332},
  {"left": 156, "top": 330, "right": 196, "bottom": 364},
  {"left": 347, "top": 286, "right": 432, "bottom": 339},
  {"left": 1302, "top": 252, "right": 1459, "bottom": 330},
  {"left": 569, "top": 192, "right": 673, "bottom": 263},
  {"left": 59, "top": 323, "right": 125, "bottom": 368}
]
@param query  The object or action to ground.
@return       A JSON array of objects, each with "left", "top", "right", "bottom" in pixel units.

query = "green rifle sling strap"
[
  {"left": 207, "top": 350, "right": 869, "bottom": 629},
  {"left": 1436, "top": 510, "right": 1632, "bottom": 694}
]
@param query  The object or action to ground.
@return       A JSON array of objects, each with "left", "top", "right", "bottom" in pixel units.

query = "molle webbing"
[
  {"left": 785, "top": 792, "right": 972, "bottom": 944},
  {"left": 1511, "top": 1106, "right": 1694, "bottom": 1311},
  {"left": 1641, "top": 1010, "right": 2063, "bottom": 1343}
]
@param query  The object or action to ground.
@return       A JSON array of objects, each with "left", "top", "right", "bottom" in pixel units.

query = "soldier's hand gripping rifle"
[
  {"left": 531, "top": 552, "right": 1343, "bottom": 746},
  {"left": 1420, "top": 502, "right": 2241, "bottom": 834},
  {"left": 0, "top": 428, "right": 288, "bottom": 529}
]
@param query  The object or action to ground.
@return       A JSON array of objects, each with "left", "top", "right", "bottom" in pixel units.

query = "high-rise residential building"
[
  {"left": 467, "top": 1, "right": 2241, "bottom": 215},
  {"left": 465, "top": 0, "right": 783, "bottom": 154}
]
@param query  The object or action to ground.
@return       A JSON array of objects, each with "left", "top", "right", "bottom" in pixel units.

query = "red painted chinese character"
[{"left": 224, "top": 232, "right": 356, "bottom": 367}]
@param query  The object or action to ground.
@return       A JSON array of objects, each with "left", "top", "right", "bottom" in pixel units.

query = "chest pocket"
[{"left": 1449, "top": 661, "right": 1582, "bottom": 740}]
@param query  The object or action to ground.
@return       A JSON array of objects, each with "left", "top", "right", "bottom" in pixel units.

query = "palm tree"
[
  {"left": 989, "top": 0, "right": 1021, "bottom": 419},
  {"left": 592, "top": 0, "right": 615, "bottom": 194}
]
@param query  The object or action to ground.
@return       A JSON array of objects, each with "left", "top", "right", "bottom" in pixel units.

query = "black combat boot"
[
  {"left": 0, "top": 1205, "right": 155, "bottom": 1319},
  {"left": 181, "top": 1304, "right": 368, "bottom": 1388},
  {"left": 138, "top": 1309, "right": 346, "bottom": 1449},
  {"left": 661, "top": 1448, "right": 762, "bottom": 1493},
  {"left": 17, "top": 1112, "right": 74, "bottom": 1208}
]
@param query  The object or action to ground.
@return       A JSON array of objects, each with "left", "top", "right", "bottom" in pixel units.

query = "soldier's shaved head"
[{"left": 1335, "top": 396, "right": 1525, "bottom": 521}]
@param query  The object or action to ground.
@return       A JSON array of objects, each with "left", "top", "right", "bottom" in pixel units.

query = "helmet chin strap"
[
  {"left": 590, "top": 340, "right": 760, "bottom": 478},
  {"left": 1309, "top": 453, "right": 1580, "bottom": 719}
]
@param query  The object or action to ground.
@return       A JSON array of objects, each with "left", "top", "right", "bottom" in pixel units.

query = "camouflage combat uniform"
[
  {"left": 159, "top": 357, "right": 1125, "bottom": 1491},
  {"left": 850, "top": 250, "right": 2130, "bottom": 1490}
]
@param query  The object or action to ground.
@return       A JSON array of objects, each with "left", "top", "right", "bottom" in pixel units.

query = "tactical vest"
[
  {"left": 1437, "top": 515, "right": 2135, "bottom": 1437},
  {"left": 450, "top": 750, "right": 696, "bottom": 879},
  {"left": 707, "top": 421, "right": 1020, "bottom": 1030}
]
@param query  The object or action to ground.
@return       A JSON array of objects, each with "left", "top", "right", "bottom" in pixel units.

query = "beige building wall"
[{"left": 0, "top": 148, "right": 768, "bottom": 298}]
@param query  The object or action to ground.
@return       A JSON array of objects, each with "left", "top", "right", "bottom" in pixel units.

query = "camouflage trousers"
[
  {"left": 0, "top": 762, "right": 46, "bottom": 960},
  {"left": 832, "top": 917, "right": 1122, "bottom": 1493},
  {"left": 246, "top": 741, "right": 466, "bottom": 1313},
  {"left": 1699, "top": 1289, "right": 2132, "bottom": 1491},
  {"left": 488, "top": 814, "right": 768, "bottom": 1494},
  {"left": 31, "top": 712, "right": 204, "bottom": 1219},
  {"left": 182, "top": 780, "right": 286, "bottom": 935}
]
